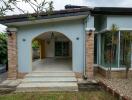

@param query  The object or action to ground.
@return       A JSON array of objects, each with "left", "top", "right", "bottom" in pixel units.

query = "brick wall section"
[
  {"left": 17, "top": 72, "right": 27, "bottom": 79},
  {"left": 75, "top": 72, "right": 83, "bottom": 78},
  {"left": 95, "top": 66, "right": 132, "bottom": 78},
  {"left": 86, "top": 31, "right": 94, "bottom": 79},
  {"left": 7, "top": 31, "right": 18, "bottom": 79}
]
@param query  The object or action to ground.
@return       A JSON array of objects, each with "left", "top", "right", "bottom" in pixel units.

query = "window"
[
  {"left": 101, "top": 32, "right": 118, "bottom": 68},
  {"left": 98, "top": 31, "right": 132, "bottom": 69},
  {"left": 55, "top": 41, "right": 69, "bottom": 56},
  {"left": 94, "top": 34, "right": 97, "bottom": 64},
  {"left": 120, "top": 31, "right": 132, "bottom": 68}
]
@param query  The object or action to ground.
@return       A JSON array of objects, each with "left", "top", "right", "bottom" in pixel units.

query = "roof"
[
  {"left": 1, "top": 5, "right": 132, "bottom": 25},
  {"left": 92, "top": 7, "right": 132, "bottom": 15},
  {"left": 0, "top": 6, "right": 90, "bottom": 24}
]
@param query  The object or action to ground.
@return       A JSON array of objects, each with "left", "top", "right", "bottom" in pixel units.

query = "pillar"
[
  {"left": 7, "top": 28, "right": 18, "bottom": 79},
  {"left": 86, "top": 29, "right": 95, "bottom": 79}
]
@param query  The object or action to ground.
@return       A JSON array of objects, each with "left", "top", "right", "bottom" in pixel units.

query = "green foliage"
[
  {"left": 0, "top": 0, "right": 54, "bottom": 16},
  {"left": 122, "top": 31, "right": 132, "bottom": 78},
  {"left": 47, "top": 1, "right": 54, "bottom": 12},
  {"left": 0, "top": 0, "right": 15, "bottom": 16},
  {"left": 106, "top": 24, "right": 118, "bottom": 63},
  {"left": 106, "top": 24, "right": 132, "bottom": 78},
  {"left": 110, "top": 24, "right": 118, "bottom": 45},
  {"left": 0, "top": 33, "right": 7, "bottom": 64},
  {"left": 32, "top": 40, "right": 40, "bottom": 49},
  {"left": 106, "top": 24, "right": 118, "bottom": 78}
]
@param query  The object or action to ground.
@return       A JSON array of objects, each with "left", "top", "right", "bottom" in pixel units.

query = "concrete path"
[{"left": 0, "top": 72, "right": 7, "bottom": 83}]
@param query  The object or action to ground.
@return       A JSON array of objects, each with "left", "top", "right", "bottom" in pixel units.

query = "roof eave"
[{"left": 0, "top": 10, "right": 90, "bottom": 26}]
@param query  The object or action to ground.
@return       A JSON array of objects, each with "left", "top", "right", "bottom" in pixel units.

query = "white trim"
[
  {"left": 117, "top": 31, "right": 121, "bottom": 68},
  {"left": 98, "top": 34, "right": 101, "bottom": 65},
  {"left": 94, "top": 64, "right": 98, "bottom": 67},
  {"left": 131, "top": 43, "right": 132, "bottom": 68},
  {"left": 117, "top": 28, "right": 132, "bottom": 31},
  {"left": 85, "top": 27, "right": 95, "bottom": 32},
  {"left": 7, "top": 27, "right": 17, "bottom": 32},
  {"left": 97, "top": 65, "right": 132, "bottom": 71},
  {"left": 96, "top": 34, "right": 98, "bottom": 64},
  {"left": 96, "top": 28, "right": 108, "bottom": 34},
  {"left": 96, "top": 28, "right": 132, "bottom": 34}
]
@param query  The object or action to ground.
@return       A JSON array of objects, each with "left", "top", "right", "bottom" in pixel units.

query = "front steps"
[{"left": 16, "top": 71, "right": 78, "bottom": 92}]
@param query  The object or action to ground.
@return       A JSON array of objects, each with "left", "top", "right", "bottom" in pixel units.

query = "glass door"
[{"left": 55, "top": 41, "right": 69, "bottom": 57}]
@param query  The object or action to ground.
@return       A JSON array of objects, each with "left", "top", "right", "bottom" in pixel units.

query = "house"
[{"left": 0, "top": 5, "right": 132, "bottom": 80}]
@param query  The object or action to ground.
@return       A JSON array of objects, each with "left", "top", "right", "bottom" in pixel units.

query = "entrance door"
[{"left": 55, "top": 41, "right": 69, "bottom": 56}]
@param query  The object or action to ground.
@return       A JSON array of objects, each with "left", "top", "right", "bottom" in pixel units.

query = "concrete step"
[
  {"left": 17, "top": 72, "right": 78, "bottom": 92},
  {"left": 16, "top": 82, "right": 78, "bottom": 92},
  {"left": 25, "top": 72, "right": 75, "bottom": 77},
  {"left": 23, "top": 77, "right": 77, "bottom": 83},
  {"left": 33, "top": 71, "right": 73, "bottom": 73}
]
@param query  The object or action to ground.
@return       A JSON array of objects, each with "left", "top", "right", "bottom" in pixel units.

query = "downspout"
[
  {"left": 83, "top": 27, "right": 87, "bottom": 79},
  {"left": 83, "top": 14, "right": 91, "bottom": 80}
]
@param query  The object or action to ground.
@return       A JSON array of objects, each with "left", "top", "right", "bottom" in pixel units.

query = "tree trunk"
[{"left": 125, "top": 67, "right": 129, "bottom": 79}]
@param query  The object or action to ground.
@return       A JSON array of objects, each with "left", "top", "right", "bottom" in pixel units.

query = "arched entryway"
[{"left": 31, "top": 31, "right": 72, "bottom": 71}]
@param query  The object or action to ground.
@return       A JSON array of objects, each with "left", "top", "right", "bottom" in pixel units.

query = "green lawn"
[{"left": 0, "top": 90, "right": 117, "bottom": 100}]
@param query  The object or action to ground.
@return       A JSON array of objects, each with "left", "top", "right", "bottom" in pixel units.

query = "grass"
[{"left": 0, "top": 90, "right": 117, "bottom": 100}]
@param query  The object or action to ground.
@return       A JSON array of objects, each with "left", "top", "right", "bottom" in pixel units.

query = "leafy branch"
[{"left": 0, "top": 0, "right": 54, "bottom": 16}]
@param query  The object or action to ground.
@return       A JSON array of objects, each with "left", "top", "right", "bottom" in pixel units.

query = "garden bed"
[{"left": 99, "top": 79, "right": 132, "bottom": 100}]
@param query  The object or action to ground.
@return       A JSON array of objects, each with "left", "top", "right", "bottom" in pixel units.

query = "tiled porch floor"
[{"left": 32, "top": 58, "right": 72, "bottom": 71}]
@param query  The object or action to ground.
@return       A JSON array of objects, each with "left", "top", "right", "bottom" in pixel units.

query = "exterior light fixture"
[
  {"left": 76, "top": 37, "right": 79, "bottom": 40},
  {"left": 6, "top": 30, "right": 12, "bottom": 36},
  {"left": 51, "top": 32, "right": 55, "bottom": 39},
  {"left": 47, "top": 32, "right": 55, "bottom": 44},
  {"left": 88, "top": 29, "right": 93, "bottom": 36}
]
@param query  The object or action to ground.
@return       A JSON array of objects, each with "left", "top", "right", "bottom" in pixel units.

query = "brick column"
[
  {"left": 86, "top": 29, "right": 94, "bottom": 79},
  {"left": 7, "top": 28, "right": 18, "bottom": 79}
]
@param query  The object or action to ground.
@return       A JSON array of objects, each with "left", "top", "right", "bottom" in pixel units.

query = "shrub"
[{"left": 0, "top": 33, "right": 7, "bottom": 64}]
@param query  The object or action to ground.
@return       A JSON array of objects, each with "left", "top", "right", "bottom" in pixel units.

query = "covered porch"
[
  {"left": 32, "top": 31, "right": 72, "bottom": 72},
  {"left": 32, "top": 58, "right": 72, "bottom": 71}
]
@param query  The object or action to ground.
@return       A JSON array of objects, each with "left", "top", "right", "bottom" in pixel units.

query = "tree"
[
  {"left": 122, "top": 32, "right": 132, "bottom": 78},
  {"left": 0, "top": 0, "right": 53, "bottom": 65},
  {"left": 0, "top": 0, "right": 54, "bottom": 16},
  {"left": 106, "top": 24, "right": 118, "bottom": 78},
  {"left": 0, "top": 33, "right": 7, "bottom": 65}
]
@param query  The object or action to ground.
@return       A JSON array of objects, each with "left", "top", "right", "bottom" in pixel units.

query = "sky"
[{"left": 1, "top": 0, "right": 132, "bottom": 32}]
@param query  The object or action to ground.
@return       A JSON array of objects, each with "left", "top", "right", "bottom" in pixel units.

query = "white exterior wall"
[
  {"left": 17, "top": 19, "right": 85, "bottom": 73},
  {"left": 107, "top": 16, "right": 132, "bottom": 30}
]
